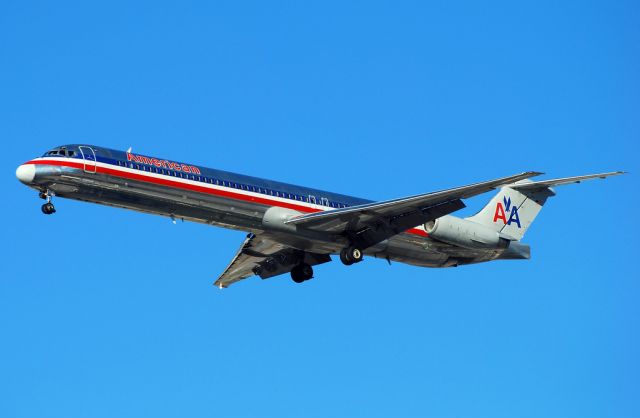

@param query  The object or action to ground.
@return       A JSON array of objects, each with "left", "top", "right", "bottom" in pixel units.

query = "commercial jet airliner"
[{"left": 16, "top": 145, "right": 623, "bottom": 288}]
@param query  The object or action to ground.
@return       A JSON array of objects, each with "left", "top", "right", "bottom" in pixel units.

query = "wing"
[
  {"left": 285, "top": 171, "right": 542, "bottom": 248},
  {"left": 214, "top": 233, "right": 331, "bottom": 288}
]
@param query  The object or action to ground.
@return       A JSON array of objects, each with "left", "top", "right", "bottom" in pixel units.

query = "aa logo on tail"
[{"left": 493, "top": 196, "right": 521, "bottom": 228}]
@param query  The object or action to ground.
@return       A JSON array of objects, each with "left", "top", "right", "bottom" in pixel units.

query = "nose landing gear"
[
  {"left": 39, "top": 190, "right": 56, "bottom": 215},
  {"left": 42, "top": 202, "right": 56, "bottom": 215}
]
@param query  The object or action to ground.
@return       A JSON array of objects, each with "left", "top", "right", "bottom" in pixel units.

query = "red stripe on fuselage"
[{"left": 27, "top": 159, "right": 429, "bottom": 237}]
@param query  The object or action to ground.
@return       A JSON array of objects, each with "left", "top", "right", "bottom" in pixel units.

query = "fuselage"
[{"left": 16, "top": 144, "right": 517, "bottom": 269}]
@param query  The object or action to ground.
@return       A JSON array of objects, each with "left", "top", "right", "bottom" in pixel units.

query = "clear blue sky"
[{"left": 1, "top": 1, "right": 638, "bottom": 417}]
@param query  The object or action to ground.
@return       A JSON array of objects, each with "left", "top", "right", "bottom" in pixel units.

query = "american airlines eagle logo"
[{"left": 493, "top": 196, "right": 521, "bottom": 228}]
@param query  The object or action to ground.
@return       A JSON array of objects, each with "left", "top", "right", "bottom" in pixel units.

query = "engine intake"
[{"left": 424, "top": 215, "right": 510, "bottom": 249}]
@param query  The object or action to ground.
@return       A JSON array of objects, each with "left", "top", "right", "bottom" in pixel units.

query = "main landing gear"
[
  {"left": 291, "top": 263, "right": 313, "bottom": 283},
  {"left": 340, "top": 246, "right": 364, "bottom": 266},
  {"left": 39, "top": 190, "right": 56, "bottom": 215}
]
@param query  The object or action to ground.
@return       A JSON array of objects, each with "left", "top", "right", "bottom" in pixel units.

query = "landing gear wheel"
[
  {"left": 340, "top": 246, "right": 363, "bottom": 265},
  {"left": 349, "top": 247, "right": 363, "bottom": 263},
  {"left": 291, "top": 263, "right": 313, "bottom": 283},
  {"left": 340, "top": 248, "right": 354, "bottom": 265},
  {"left": 41, "top": 202, "right": 56, "bottom": 215}
]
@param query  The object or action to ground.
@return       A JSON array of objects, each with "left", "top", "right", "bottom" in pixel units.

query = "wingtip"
[{"left": 598, "top": 171, "right": 627, "bottom": 179}]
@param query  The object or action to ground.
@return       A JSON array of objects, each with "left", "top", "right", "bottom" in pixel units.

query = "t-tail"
[{"left": 465, "top": 171, "right": 625, "bottom": 241}]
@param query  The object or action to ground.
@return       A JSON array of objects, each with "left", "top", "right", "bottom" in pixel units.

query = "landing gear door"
[{"left": 79, "top": 146, "right": 97, "bottom": 173}]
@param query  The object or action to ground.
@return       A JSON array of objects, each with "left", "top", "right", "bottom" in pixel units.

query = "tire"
[
  {"left": 340, "top": 248, "right": 354, "bottom": 265},
  {"left": 300, "top": 263, "right": 313, "bottom": 280},
  {"left": 291, "top": 263, "right": 313, "bottom": 283},
  {"left": 41, "top": 203, "right": 55, "bottom": 215}
]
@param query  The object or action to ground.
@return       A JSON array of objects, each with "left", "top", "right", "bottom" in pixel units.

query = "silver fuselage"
[{"left": 17, "top": 145, "right": 525, "bottom": 269}]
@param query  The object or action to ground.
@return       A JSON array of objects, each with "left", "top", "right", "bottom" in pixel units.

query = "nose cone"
[{"left": 16, "top": 164, "right": 36, "bottom": 184}]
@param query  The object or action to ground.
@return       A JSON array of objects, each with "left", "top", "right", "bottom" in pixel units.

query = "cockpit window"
[{"left": 44, "top": 147, "right": 77, "bottom": 157}]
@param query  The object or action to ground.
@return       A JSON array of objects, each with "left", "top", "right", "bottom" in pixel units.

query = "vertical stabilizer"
[{"left": 465, "top": 182, "right": 554, "bottom": 240}]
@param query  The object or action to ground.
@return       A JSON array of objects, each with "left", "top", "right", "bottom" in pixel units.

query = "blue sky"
[{"left": 1, "top": 1, "right": 638, "bottom": 417}]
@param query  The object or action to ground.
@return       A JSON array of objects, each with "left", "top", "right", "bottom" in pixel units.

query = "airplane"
[{"left": 16, "top": 144, "right": 623, "bottom": 288}]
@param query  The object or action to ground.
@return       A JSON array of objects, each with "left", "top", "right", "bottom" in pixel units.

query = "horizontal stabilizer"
[
  {"left": 511, "top": 171, "right": 625, "bottom": 191},
  {"left": 466, "top": 171, "right": 625, "bottom": 241}
]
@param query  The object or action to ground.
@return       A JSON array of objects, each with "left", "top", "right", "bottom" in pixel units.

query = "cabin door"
[{"left": 79, "top": 146, "right": 97, "bottom": 173}]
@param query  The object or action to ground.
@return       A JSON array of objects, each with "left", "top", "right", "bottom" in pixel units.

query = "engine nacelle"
[
  {"left": 424, "top": 215, "right": 510, "bottom": 249},
  {"left": 262, "top": 207, "right": 302, "bottom": 233}
]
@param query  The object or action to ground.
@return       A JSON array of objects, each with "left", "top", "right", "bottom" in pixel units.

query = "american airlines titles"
[{"left": 127, "top": 153, "right": 201, "bottom": 175}]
